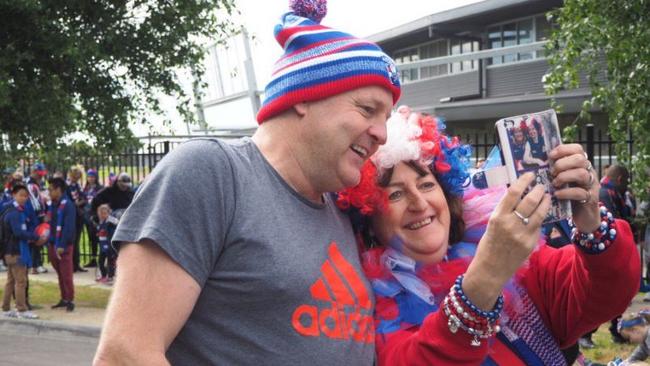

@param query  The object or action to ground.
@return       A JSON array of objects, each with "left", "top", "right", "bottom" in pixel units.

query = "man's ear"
[{"left": 293, "top": 102, "right": 309, "bottom": 117}]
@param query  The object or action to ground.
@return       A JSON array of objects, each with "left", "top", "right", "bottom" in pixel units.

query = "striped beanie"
[{"left": 256, "top": 0, "right": 401, "bottom": 124}]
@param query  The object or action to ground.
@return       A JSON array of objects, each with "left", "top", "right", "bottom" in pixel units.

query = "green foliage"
[
  {"left": 0, "top": 0, "right": 237, "bottom": 153},
  {"left": 543, "top": 0, "right": 650, "bottom": 202}
]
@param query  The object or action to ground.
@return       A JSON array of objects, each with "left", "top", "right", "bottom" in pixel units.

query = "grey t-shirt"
[{"left": 113, "top": 138, "right": 375, "bottom": 365}]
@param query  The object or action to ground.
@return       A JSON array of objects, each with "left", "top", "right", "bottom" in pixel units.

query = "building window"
[
  {"left": 535, "top": 15, "right": 552, "bottom": 58},
  {"left": 450, "top": 39, "right": 479, "bottom": 74},
  {"left": 393, "top": 39, "right": 451, "bottom": 83},
  {"left": 488, "top": 26, "right": 502, "bottom": 65},
  {"left": 487, "top": 15, "right": 549, "bottom": 65},
  {"left": 518, "top": 18, "right": 534, "bottom": 60}
]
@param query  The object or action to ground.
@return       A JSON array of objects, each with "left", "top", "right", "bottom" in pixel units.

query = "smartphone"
[{"left": 494, "top": 109, "right": 571, "bottom": 224}]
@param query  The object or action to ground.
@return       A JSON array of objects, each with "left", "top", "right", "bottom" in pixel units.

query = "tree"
[
  {"left": 543, "top": 0, "right": 650, "bottom": 204},
  {"left": 0, "top": 0, "right": 237, "bottom": 153}
]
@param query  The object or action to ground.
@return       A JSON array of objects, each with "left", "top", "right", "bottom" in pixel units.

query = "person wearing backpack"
[{"left": 2, "top": 184, "right": 47, "bottom": 319}]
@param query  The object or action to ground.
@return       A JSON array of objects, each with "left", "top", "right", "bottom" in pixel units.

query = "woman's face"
[
  {"left": 514, "top": 129, "right": 525, "bottom": 143},
  {"left": 528, "top": 126, "right": 538, "bottom": 139},
  {"left": 371, "top": 162, "right": 451, "bottom": 264},
  {"left": 87, "top": 175, "right": 97, "bottom": 184}
]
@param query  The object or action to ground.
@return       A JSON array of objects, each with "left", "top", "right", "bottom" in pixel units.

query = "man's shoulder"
[
  {"left": 1, "top": 205, "right": 16, "bottom": 220},
  {"left": 163, "top": 137, "right": 256, "bottom": 171},
  {"left": 178, "top": 137, "right": 252, "bottom": 156}
]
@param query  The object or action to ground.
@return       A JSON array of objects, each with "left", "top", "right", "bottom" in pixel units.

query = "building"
[{"left": 368, "top": 0, "right": 607, "bottom": 140}]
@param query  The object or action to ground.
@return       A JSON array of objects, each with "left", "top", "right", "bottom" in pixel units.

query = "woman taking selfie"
[{"left": 337, "top": 111, "right": 639, "bottom": 365}]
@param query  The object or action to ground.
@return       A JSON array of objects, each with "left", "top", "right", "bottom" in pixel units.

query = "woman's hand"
[
  {"left": 548, "top": 144, "right": 600, "bottom": 233},
  {"left": 464, "top": 172, "right": 551, "bottom": 310}
]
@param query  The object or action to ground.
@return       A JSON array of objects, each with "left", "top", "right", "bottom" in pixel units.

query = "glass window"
[
  {"left": 488, "top": 26, "right": 502, "bottom": 65},
  {"left": 472, "top": 41, "right": 479, "bottom": 69},
  {"left": 436, "top": 41, "right": 448, "bottom": 76},
  {"left": 535, "top": 15, "right": 552, "bottom": 41},
  {"left": 462, "top": 41, "right": 473, "bottom": 71},
  {"left": 451, "top": 40, "right": 461, "bottom": 73},
  {"left": 536, "top": 15, "right": 552, "bottom": 58},
  {"left": 502, "top": 23, "right": 517, "bottom": 63},
  {"left": 393, "top": 39, "right": 456, "bottom": 82},
  {"left": 518, "top": 18, "right": 533, "bottom": 60}
]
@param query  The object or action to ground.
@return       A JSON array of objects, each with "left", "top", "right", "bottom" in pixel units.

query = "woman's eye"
[
  {"left": 419, "top": 182, "right": 435, "bottom": 191},
  {"left": 388, "top": 190, "right": 403, "bottom": 201}
]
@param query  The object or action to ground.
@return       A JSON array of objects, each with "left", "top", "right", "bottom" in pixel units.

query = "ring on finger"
[
  {"left": 513, "top": 210, "right": 530, "bottom": 225},
  {"left": 585, "top": 160, "right": 593, "bottom": 172},
  {"left": 579, "top": 189, "right": 592, "bottom": 204},
  {"left": 585, "top": 172, "right": 594, "bottom": 188}
]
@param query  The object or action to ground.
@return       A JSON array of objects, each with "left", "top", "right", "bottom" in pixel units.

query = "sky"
[{"left": 131, "top": 0, "right": 484, "bottom": 136}]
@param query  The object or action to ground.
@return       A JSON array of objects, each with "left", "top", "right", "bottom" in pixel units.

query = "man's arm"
[
  {"left": 60, "top": 201, "right": 76, "bottom": 248},
  {"left": 93, "top": 240, "right": 201, "bottom": 365},
  {"left": 7, "top": 211, "right": 39, "bottom": 241}
]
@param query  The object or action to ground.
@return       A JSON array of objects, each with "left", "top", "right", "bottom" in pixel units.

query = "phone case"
[{"left": 494, "top": 109, "right": 571, "bottom": 224}]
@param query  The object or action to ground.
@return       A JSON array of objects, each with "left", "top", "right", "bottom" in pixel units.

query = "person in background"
[
  {"left": 47, "top": 177, "right": 76, "bottom": 312},
  {"left": 618, "top": 311, "right": 650, "bottom": 366},
  {"left": 95, "top": 204, "right": 117, "bottom": 284},
  {"left": 2, "top": 184, "right": 47, "bottom": 319},
  {"left": 67, "top": 166, "right": 87, "bottom": 273},
  {"left": 599, "top": 164, "right": 636, "bottom": 344},
  {"left": 91, "top": 172, "right": 134, "bottom": 218},
  {"left": 0, "top": 168, "right": 15, "bottom": 273},
  {"left": 26, "top": 163, "right": 47, "bottom": 275},
  {"left": 83, "top": 169, "right": 104, "bottom": 268},
  {"left": 1, "top": 168, "right": 15, "bottom": 206}
]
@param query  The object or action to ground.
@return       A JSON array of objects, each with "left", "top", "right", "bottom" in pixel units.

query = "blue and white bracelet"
[{"left": 570, "top": 205, "right": 617, "bottom": 254}]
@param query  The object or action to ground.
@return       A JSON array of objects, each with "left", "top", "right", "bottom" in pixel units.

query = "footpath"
[{"left": 0, "top": 264, "right": 109, "bottom": 339}]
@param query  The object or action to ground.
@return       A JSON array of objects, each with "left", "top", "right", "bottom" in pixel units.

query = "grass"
[
  {"left": 581, "top": 323, "right": 637, "bottom": 363},
  {"left": 0, "top": 279, "right": 111, "bottom": 309}
]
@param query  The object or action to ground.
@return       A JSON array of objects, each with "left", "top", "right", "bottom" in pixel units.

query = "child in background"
[
  {"left": 96, "top": 204, "right": 117, "bottom": 284},
  {"left": 618, "top": 311, "right": 650, "bottom": 365}
]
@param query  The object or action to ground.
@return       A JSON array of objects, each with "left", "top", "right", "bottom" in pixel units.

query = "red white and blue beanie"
[{"left": 256, "top": 0, "right": 402, "bottom": 123}]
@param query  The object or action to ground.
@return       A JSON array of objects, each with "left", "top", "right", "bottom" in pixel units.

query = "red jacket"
[{"left": 373, "top": 219, "right": 640, "bottom": 365}]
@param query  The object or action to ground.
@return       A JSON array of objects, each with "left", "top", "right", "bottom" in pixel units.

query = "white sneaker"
[
  {"left": 2, "top": 310, "right": 16, "bottom": 318},
  {"left": 36, "top": 266, "right": 48, "bottom": 274},
  {"left": 16, "top": 311, "right": 39, "bottom": 320}
]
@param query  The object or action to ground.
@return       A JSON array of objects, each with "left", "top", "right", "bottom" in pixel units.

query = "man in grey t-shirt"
[{"left": 93, "top": 2, "right": 400, "bottom": 365}]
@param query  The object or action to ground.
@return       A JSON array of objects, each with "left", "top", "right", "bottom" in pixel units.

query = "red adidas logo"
[{"left": 291, "top": 242, "right": 374, "bottom": 343}]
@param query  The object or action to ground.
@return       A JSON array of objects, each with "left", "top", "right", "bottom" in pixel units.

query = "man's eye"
[{"left": 361, "top": 105, "right": 374, "bottom": 114}]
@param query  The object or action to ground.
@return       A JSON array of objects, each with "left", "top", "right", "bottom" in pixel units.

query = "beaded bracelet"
[
  {"left": 454, "top": 275, "right": 504, "bottom": 321},
  {"left": 570, "top": 206, "right": 617, "bottom": 254},
  {"left": 442, "top": 274, "right": 504, "bottom": 346}
]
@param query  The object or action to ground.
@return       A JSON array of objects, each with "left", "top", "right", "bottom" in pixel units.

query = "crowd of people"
[{"left": 0, "top": 163, "right": 134, "bottom": 319}]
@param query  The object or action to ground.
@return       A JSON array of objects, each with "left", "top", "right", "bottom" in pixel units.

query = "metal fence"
[{"left": 27, "top": 125, "right": 629, "bottom": 265}]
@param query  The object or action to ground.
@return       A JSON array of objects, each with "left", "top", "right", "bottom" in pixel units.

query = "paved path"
[
  {"left": 0, "top": 264, "right": 109, "bottom": 327},
  {"left": 0, "top": 329, "right": 98, "bottom": 366}
]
